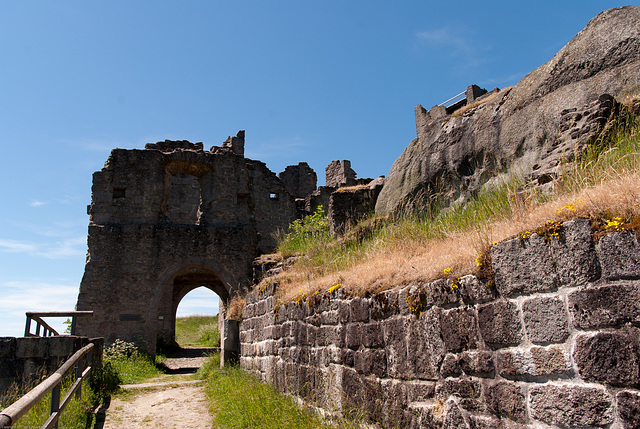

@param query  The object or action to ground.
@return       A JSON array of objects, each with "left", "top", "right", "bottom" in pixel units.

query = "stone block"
[
  {"left": 574, "top": 329, "right": 640, "bottom": 388},
  {"left": 459, "top": 350, "right": 494, "bottom": 377},
  {"left": 530, "top": 346, "right": 572, "bottom": 377},
  {"left": 617, "top": 390, "right": 640, "bottom": 429},
  {"left": 522, "top": 296, "right": 569, "bottom": 344},
  {"left": 568, "top": 282, "right": 640, "bottom": 329},
  {"left": 338, "top": 300, "right": 351, "bottom": 323},
  {"left": 320, "top": 309, "right": 339, "bottom": 325},
  {"left": 496, "top": 349, "right": 533, "bottom": 379},
  {"left": 436, "top": 378, "right": 483, "bottom": 412},
  {"left": 483, "top": 380, "right": 527, "bottom": 423},
  {"left": 440, "top": 307, "right": 479, "bottom": 353},
  {"left": 317, "top": 326, "right": 339, "bottom": 346},
  {"left": 341, "top": 348, "right": 355, "bottom": 367},
  {"left": 345, "top": 323, "right": 362, "bottom": 350},
  {"left": 306, "top": 325, "right": 317, "bottom": 346},
  {"left": 264, "top": 325, "right": 281, "bottom": 340},
  {"left": 459, "top": 275, "right": 496, "bottom": 305},
  {"left": 497, "top": 346, "right": 570, "bottom": 379},
  {"left": 0, "top": 337, "right": 15, "bottom": 358},
  {"left": 405, "top": 380, "right": 436, "bottom": 402},
  {"left": 47, "top": 336, "right": 79, "bottom": 358},
  {"left": 425, "top": 279, "right": 460, "bottom": 308},
  {"left": 408, "top": 307, "right": 445, "bottom": 380},
  {"left": 549, "top": 218, "right": 600, "bottom": 286},
  {"left": 349, "top": 297, "right": 370, "bottom": 322},
  {"left": 305, "top": 313, "right": 321, "bottom": 327},
  {"left": 15, "top": 337, "right": 48, "bottom": 359},
  {"left": 440, "top": 353, "right": 461, "bottom": 378},
  {"left": 443, "top": 398, "right": 469, "bottom": 429},
  {"left": 370, "top": 290, "right": 400, "bottom": 320},
  {"left": 361, "top": 322, "right": 383, "bottom": 349},
  {"left": 354, "top": 348, "right": 386, "bottom": 377},
  {"left": 597, "top": 231, "right": 640, "bottom": 280},
  {"left": 292, "top": 321, "right": 307, "bottom": 346},
  {"left": 490, "top": 233, "right": 558, "bottom": 297},
  {"left": 383, "top": 317, "right": 410, "bottom": 379},
  {"left": 477, "top": 300, "right": 523, "bottom": 348},
  {"left": 529, "top": 384, "right": 613, "bottom": 427},
  {"left": 466, "top": 414, "right": 505, "bottom": 429}
]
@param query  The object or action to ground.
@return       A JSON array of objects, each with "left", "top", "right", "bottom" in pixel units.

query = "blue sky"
[{"left": 0, "top": 1, "right": 633, "bottom": 336}]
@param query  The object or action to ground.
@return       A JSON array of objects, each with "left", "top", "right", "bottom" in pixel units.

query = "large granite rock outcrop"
[{"left": 376, "top": 6, "right": 640, "bottom": 215}]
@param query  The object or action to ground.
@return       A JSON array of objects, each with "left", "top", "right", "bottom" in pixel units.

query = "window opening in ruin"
[
  {"left": 112, "top": 187, "right": 126, "bottom": 199},
  {"left": 174, "top": 287, "right": 221, "bottom": 349},
  {"left": 269, "top": 193, "right": 279, "bottom": 200}
]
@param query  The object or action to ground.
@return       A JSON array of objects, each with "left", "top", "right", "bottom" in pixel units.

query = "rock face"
[{"left": 376, "top": 6, "right": 640, "bottom": 216}]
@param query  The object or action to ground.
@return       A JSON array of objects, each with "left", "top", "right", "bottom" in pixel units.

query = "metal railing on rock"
[
  {"left": 438, "top": 90, "right": 466, "bottom": 108},
  {"left": 0, "top": 342, "right": 96, "bottom": 429}
]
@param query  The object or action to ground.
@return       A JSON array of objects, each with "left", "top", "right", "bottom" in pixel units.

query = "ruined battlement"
[{"left": 144, "top": 140, "right": 205, "bottom": 153}]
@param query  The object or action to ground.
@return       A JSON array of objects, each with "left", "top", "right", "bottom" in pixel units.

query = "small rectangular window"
[
  {"left": 113, "top": 187, "right": 126, "bottom": 199},
  {"left": 269, "top": 193, "right": 278, "bottom": 200}
]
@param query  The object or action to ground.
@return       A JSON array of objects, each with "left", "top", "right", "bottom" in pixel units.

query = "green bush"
[
  {"left": 103, "top": 340, "right": 162, "bottom": 385},
  {"left": 277, "top": 205, "right": 331, "bottom": 256}
]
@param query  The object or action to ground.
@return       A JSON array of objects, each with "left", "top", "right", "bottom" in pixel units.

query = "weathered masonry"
[
  {"left": 75, "top": 132, "right": 297, "bottom": 355},
  {"left": 240, "top": 220, "right": 640, "bottom": 428}
]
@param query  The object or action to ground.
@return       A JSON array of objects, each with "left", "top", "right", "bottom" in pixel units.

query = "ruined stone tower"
[{"left": 75, "top": 132, "right": 297, "bottom": 354}]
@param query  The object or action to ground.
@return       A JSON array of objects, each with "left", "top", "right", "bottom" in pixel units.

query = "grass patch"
[
  {"left": 199, "top": 354, "right": 358, "bottom": 429},
  {"left": 175, "top": 315, "right": 220, "bottom": 348},
  {"left": 103, "top": 339, "right": 164, "bottom": 385}
]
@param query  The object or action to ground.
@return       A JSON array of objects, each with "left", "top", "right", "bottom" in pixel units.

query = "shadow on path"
[{"left": 158, "top": 347, "right": 219, "bottom": 374}]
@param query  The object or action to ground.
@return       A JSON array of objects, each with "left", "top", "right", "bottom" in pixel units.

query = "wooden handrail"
[
  {"left": 24, "top": 311, "right": 93, "bottom": 337},
  {"left": 0, "top": 342, "right": 96, "bottom": 428}
]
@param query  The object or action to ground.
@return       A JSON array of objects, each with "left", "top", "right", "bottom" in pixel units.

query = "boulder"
[{"left": 376, "top": 6, "right": 640, "bottom": 216}]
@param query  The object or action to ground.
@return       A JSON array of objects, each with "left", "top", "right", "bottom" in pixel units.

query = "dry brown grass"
[
  {"left": 272, "top": 171, "right": 640, "bottom": 303},
  {"left": 226, "top": 295, "right": 246, "bottom": 320}
]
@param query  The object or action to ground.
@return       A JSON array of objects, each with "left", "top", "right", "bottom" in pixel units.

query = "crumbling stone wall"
[
  {"left": 0, "top": 336, "right": 103, "bottom": 394},
  {"left": 75, "top": 132, "right": 298, "bottom": 355},
  {"left": 278, "top": 162, "right": 317, "bottom": 200},
  {"left": 327, "top": 177, "right": 385, "bottom": 236},
  {"left": 240, "top": 219, "right": 640, "bottom": 428},
  {"left": 325, "top": 160, "right": 357, "bottom": 188}
]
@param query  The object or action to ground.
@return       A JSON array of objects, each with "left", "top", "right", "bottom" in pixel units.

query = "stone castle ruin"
[
  {"left": 74, "top": 132, "right": 301, "bottom": 354},
  {"left": 74, "top": 131, "right": 385, "bottom": 355}
]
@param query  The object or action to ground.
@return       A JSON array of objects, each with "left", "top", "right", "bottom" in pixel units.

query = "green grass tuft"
[{"left": 199, "top": 354, "right": 359, "bottom": 429}]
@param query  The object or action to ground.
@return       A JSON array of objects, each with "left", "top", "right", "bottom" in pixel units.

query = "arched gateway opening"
[{"left": 156, "top": 267, "right": 228, "bottom": 351}]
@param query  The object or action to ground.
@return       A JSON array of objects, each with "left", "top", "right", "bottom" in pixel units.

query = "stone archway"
[{"left": 156, "top": 266, "right": 229, "bottom": 350}]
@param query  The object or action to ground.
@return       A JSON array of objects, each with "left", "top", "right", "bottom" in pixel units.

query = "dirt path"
[
  {"left": 98, "top": 348, "right": 215, "bottom": 429},
  {"left": 101, "top": 380, "right": 212, "bottom": 429}
]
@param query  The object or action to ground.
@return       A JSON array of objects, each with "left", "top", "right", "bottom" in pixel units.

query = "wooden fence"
[
  {"left": 24, "top": 311, "right": 94, "bottom": 337},
  {"left": 0, "top": 341, "right": 97, "bottom": 429}
]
